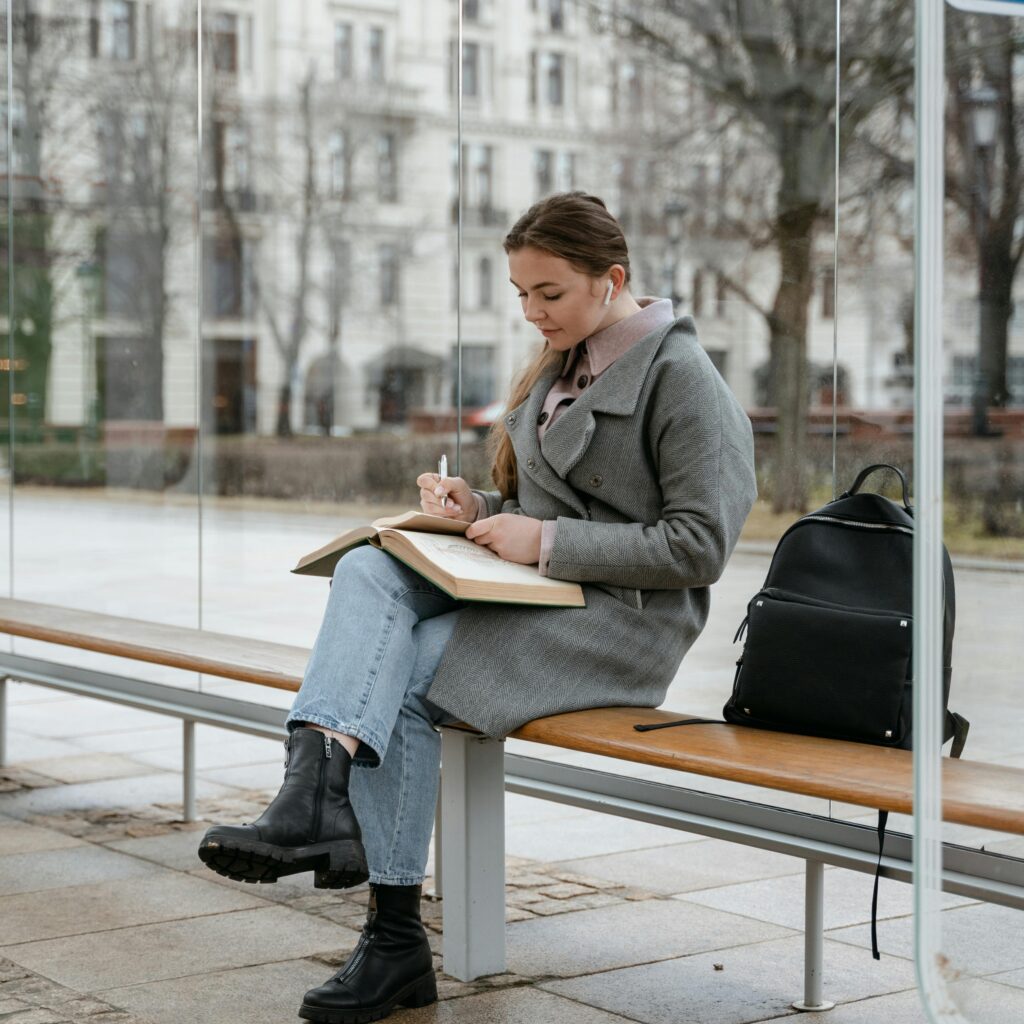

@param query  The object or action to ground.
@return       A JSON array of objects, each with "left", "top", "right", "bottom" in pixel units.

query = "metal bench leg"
[
  {"left": 793, "top": 859, "right": 835, "bottom": 1012},
  {"left": 0, "top": 676, "right": 8, "bottom": 768},
  {"left": 183, "top": 719, "right": 196, "bottom": 823},
  {"left": 428, "top": 786, "right": 444, "bottom": 900},
  {"left": 440, "top": 729, "right": 506, "bottom": 981}
]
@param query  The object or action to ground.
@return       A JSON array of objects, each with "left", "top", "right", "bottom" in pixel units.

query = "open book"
[{"left": 291, "top": 511, "right": 586, "bottom": 608}]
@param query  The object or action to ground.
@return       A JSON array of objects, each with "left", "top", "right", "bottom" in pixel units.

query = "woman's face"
[{"left": 508, "top": 247, "right": 620, "bottom": 352}]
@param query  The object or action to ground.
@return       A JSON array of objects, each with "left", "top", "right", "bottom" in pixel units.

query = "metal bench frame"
[{"left": 3, "top": 651, "right": 1024, "bottom": 1013}]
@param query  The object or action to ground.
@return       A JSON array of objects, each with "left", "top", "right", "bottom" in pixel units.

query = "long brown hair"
[{"left": 488, "top": 191, "right": 632, "bottom": 500}]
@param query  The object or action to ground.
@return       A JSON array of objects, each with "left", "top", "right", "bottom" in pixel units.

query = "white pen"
[{"left": 437, "top": 454, "right": 448, "bottom": 510}]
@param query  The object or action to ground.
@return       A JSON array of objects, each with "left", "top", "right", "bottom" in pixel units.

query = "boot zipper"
[
  {"left": 310, "top": 735, "right": 329, "bottom": 842},
  {"left": 335, "top": 931, "right": 372, "bottom": 982}
]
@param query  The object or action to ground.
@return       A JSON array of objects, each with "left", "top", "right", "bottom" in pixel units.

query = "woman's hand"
[
  {"left": 416, "top": 472, "right": 474, "bottom": 519},
  {"left": 465, "top": 514, "right": 543, "bottom": 565}
]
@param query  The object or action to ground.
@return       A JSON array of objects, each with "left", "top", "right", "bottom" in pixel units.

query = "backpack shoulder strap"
[{"left": 948, "top": 712, "right": 970, "bottom": 759}]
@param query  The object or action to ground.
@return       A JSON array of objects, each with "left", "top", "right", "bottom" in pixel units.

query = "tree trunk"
[
  {"left": 276, "top": 382, "right": 294, "bottom": 437},
  {"left": 768, "top": 200, "right": 817, "bottom": 513},
  {"left": 977, "top": 234, "right": 1012, "bottom": 413}
]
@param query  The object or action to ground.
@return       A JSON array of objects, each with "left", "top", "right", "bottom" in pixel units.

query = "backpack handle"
[{"left": 844, "top": 464, "right": 912, "bottom": 510}]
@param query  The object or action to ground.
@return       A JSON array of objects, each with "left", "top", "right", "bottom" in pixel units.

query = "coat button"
[
  {"left": 537, "top": 411, "right": 549, "bottom": 425},
  {"left": 577, "top": 374, "right": 589, "bottom": 388},
  {"left": 506, "top": 413, "right": 516, "bottom": 425},
  {"left": 527, "top": 457, "right": 536, "bottom": 469},
  {"left": 590, "top": 474, "right": 602, "bottom": 487}
]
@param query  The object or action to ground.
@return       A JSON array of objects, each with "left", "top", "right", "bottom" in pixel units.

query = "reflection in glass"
[{"left": 3, "top": 1, "right": 200, "bottom": 659}]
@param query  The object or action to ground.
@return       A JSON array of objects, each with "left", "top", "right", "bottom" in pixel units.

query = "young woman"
[{"left": 198, "top": 191, "right": 757, "bottom": 1024}]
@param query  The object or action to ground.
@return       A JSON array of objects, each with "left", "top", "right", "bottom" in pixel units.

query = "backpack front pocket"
[{"left": 730, "top": 590, "right": 911, "bottom": 745}]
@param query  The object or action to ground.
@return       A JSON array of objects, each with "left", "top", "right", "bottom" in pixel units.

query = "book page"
[
  {"left": 371, "top": 511, "right": 471, "bottom": 535},
  {"left": 381, "top": 529, "right": 570, "bottom": 590}
]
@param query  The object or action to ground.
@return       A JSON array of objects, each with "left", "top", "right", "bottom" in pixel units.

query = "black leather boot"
[
  {"left": 299, "top": 883, "right": 437, "bottom": 1023},
  {"left": 197, "top": 727, "right": 368, "bottom": 889}
]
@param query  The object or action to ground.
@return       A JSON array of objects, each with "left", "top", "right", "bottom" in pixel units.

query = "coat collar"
[{"left": 502, "top": 317, "right": 688, "bottom": 504}]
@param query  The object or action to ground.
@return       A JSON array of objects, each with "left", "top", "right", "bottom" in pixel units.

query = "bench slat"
[
  {"left": 0, "top": 598, "right": 305, "bottom": 692},
  {"left": 3, "top": 599, "right": 1020, "bottom": 837},
  {"left": 511, "top": 707, "right": 1024, "bottom": 836}
]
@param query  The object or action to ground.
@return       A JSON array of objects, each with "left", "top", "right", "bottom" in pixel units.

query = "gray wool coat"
[{"left": 426, "top": 315, "right": 757, "bottom": 738}]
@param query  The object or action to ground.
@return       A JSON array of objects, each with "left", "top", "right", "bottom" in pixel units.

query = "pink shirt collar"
[{"left": 560, "top": 297, "right": 676, "bottom": 379}]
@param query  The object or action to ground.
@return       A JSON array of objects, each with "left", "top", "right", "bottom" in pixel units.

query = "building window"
[
  {"left": 379, "top": 244, "right": 399, "bottom": 306},
  {"left": 212, "top": 12, "right": 238, "bottom": 73},
  {"left": 377, "top": 133, "right": 398, "bottom": 202},
  {"left": 463, "top": 0, "right": 480, "bottom": 20},
  {"left": 328, "top": 238, "right": 350, "bottom": 333},
  {"left": 529, "top": 50, "right": 537, "bottom": 106},
  {"left": 454, "top": 344, "right": 496, "bottom": 407},
  {"left": 90, "top": 0, "right": 137, "bottom": 61},
  {"left": 548, "top": 0, "right": 565, "bottom": 31},
  {"left": 715, "top": 271, "right": 727, "bottom": 318},
  {"left": 203, "top": 233, "right": 255, "bottom": 319},
  {"left": 462, "top": 41, "right": 480, "bottom": 97},
  {"left": 368, "top": 27, "right": 385, "bottom": 83},
  {"left": 471, "top": 144, "right": 493, "bottom": 211},
  {"left": 691, "top": 268, "right": 704, "bottom": 317},
  {"left": 1008, "top": 355, "right": 1024, "bottom": 405},
  {"left": 111, "top": 0, "right": 135, "bottom": 60},
  {"left": 211, "top": 120, "right": 250, "bottom": 194},
  {"left": 534, "top": 149, "right": 553, "bottom": 198},
  {"left": 555, "top": 150, "right": 575, "bottom": 191},
  {"left": 821, "top": 265, "right": 835, "bottom": 319},
  {"left": 0, "top": 95, "right": 24, "bottom": 175},
  {"left": 478, "top": 256, "right": 493, "bottom": 309},
  {"left": 623, "top": 61, "right": 642, "bottom": 113},
  {"left": 545, "top": 52, "right": 565, "bottom": 107},
  {"left": 328, "top": 130, "right": 349, "bottom": 197},
  {"left": 334, "top": 22, "right": 353, "bottom": 80}
]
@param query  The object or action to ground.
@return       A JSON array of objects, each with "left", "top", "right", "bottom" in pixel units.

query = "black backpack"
[
  {"left": 723, "top": 463, "right": 969, "bottom": 757},
  {"left": 635, "top": 464, "right": 970, "bottom": 961}
]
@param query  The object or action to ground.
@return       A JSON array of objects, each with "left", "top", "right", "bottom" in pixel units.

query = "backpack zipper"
[
  {"left": 760, "top": 587, "right": 912, "bottom": 620},
  {"left": 800, "top": 514, "right": 913, "bottom": 536}
]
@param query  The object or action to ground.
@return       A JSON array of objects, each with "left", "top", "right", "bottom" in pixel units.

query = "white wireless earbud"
[{"left": 603, "top": 281, "right": 614, "bottom": 306}]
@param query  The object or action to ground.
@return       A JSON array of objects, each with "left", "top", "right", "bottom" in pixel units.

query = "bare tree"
[
  {"left": 588, "top": 0, "right": 913, "bottom": 511},
  {"left": 1, "top": 1, "right": 86, "bottom": 435},
  {"left": 946, "top": 10, "right": 1024, "bottom": 419},
  {"left": 92, "top": 11, "right": 196, "bottom": 423}
]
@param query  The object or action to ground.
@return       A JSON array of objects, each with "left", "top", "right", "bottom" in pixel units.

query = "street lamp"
[
  {"left": 663, "top": 198, "right": 688, "bottom": 312},
  {"left": 965, "top": 84, "right": 1000, "bottom": 437}
]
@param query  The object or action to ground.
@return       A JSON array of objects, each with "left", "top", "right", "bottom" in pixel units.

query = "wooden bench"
[{"left": 1, "top": 597, "right": 1023, "bottom": 1013}]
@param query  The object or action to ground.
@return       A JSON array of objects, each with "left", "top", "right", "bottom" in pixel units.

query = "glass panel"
[
  {"left": 473, "top": 2, "right": 839, "bottom": 818},
  {"left": 840, "top": 0, "right": 1024, "bottom": 1015},
  {"left": 196, "top": 0, "right": 461, "bottom": 692},
  {"left": 0, "top": 2, "right": 11, "bottom": 602},
  {"left": 4, "top": 0, "right": 200, "bottom": 687},
  {"left": 928, "top": 1, "right": 1024, "bottom": 1016}
]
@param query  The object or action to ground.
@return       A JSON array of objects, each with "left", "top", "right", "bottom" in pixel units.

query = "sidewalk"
[
  {"left": 2, "top": 493, "right": 1024, "bottom": 1022},
  {"left": 3, "top": 685, "right": 1024, "bottom": 1024}
]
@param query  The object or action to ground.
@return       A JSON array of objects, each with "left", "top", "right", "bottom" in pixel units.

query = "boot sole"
[
  {"left": 298, "top": 970, "right": 438, "bottom": 1023},
  {"left": 197, "top": 837, "right": 369, "bottom": 889}
]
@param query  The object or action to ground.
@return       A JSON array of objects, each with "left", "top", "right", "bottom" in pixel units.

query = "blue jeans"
[{"left": 286, "top": 545, "right": 466, "bottom": 886}]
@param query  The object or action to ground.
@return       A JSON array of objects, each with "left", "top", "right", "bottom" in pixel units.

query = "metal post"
[
  {"left": 440, "top": 729, "right": 506, "bottom": 981},
  {"left": 793, "top": 860, "right": 834, "bottom": 1011},
  {"left": 428, "top": 785, "right": 444, "bottom": 900},
  {"left": 0, "top": 676, "right": 8, "bottom": 767},
  {"left": 183, "top": 719, "right": 196, "bottom": 822}
]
